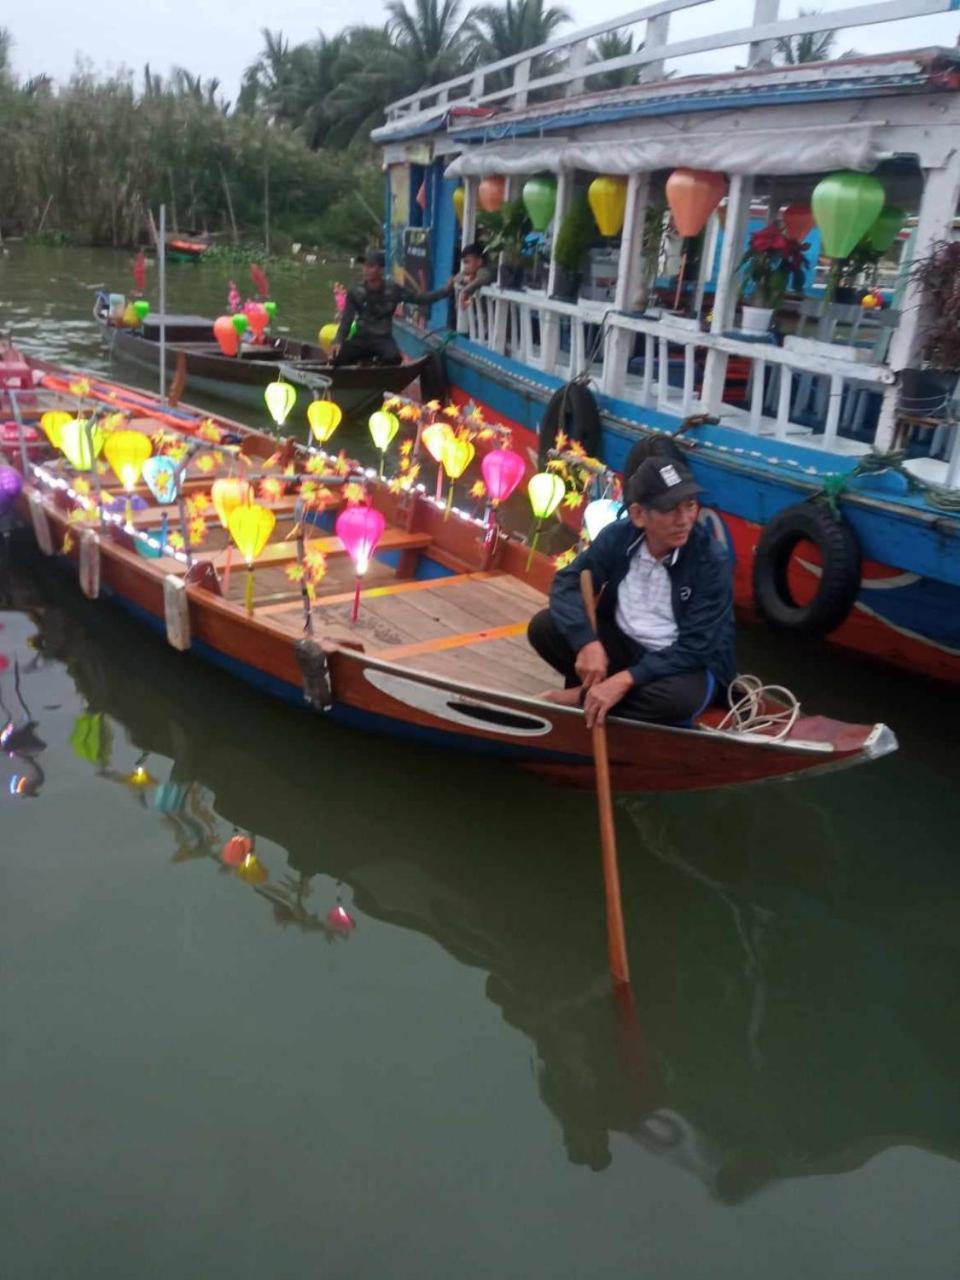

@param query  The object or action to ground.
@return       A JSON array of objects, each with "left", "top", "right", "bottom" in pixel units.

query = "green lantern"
[
  {"left": 133, "top": 299, "right": 150, "bottom": 323},
  {"left": 522, "top": 177, "right": 558, "bottom": 232},
  {"left": 863, "top": 205, "right": 906, "bottom": 254},
  {"left": 811, "top": 171, "right": 885, "bottom": 259}
]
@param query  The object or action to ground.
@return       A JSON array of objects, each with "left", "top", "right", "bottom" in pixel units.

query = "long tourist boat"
[
  {"left": 0, "top": 356, "right": 895, "bottom": 792},
  {"left": 92, "top": 297, "right": 431, "bottom": 415},
  {"left": 372, "top": 0, "right": 960, "bottom": 684}
]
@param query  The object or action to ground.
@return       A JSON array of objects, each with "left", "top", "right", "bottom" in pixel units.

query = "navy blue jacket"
[{"left": 550, "top": 518, "right": 736, "bottom": 688}]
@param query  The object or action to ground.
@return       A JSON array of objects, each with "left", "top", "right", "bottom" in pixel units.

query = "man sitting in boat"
[
  {"left": 331, "top": 251, "right": 452, "bottom": 366},
  {"left": 528, "top": 457, "right": 735, "bottom": 728}
]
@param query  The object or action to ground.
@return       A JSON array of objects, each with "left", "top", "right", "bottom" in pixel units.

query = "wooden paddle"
[{"left": 580, "top": 569, "right": 631, "bottom": 988}]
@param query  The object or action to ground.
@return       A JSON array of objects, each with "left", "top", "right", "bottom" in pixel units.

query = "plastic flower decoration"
[{"left": 737, "top": 223, "right": 809, "bottom": 310}]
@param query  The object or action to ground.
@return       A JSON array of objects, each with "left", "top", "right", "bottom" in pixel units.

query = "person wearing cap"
[
  {"left": 331, "top": 251, "right": 454, "bottom": 366},
  {"left": 527, "top": 456, "right": 735, "bottom": 728}
]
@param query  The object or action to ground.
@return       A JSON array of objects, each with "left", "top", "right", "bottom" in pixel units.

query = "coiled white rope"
[{"left": 706, "top": 674, "right": 801, "bottom": 742}]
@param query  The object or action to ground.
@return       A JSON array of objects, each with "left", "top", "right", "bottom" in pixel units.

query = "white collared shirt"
[{"left": 615, "top": 539, "right": 678, "bottom": 651}]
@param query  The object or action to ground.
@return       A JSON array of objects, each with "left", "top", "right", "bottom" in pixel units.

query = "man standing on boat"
[
  {"left": 331, "top": 251, "right": 453, "bottom": 366},
  {"left": 528, "top": 457, "right": 735, "bottom": 727}
]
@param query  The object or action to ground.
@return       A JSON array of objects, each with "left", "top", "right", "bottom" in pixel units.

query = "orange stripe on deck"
[
  {"left": 254, "top": 571, "right": 498, "bottom": 617},
  {"left": 375, "top": 620, "right": 528, "bottom": 661}
]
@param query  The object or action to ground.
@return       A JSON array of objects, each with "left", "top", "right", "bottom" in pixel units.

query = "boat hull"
[{"left": 396, "top": 323, "right": 960, "bottom": 685}]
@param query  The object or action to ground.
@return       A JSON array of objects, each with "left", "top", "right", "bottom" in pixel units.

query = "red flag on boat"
[
  {"left": 250, "top": 263, "right": 270, "bottom": 298},
  {"left": 132, "top": 250, "right": 146, "bottom": 293}
]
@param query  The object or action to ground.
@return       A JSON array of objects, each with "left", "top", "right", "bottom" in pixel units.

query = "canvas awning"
[{"left": 444, "top": 122, "right": 886, "bottom": 178}]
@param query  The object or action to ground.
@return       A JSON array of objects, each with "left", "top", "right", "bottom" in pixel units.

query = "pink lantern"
[
  {"left": 0, "top": 464, "right": 23, "bottom": 518},
  {"left": 336, "top": 504, "right": 386, "bottom": 622},
  {"left": 480, "top": 448, "right": 525, "bottom": 507},
  {"left": 244, "top": 301, "right": 269, "bottom": 343},
  {"left": 327, "top": 904, "right": 357, "bottom": 935},
  {"left": 416, "top": 180, "right": 428, "bottom": 212}
]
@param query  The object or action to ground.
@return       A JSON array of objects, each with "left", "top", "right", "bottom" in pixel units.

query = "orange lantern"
[
  {"left": 213, "top": 315, "right": 240, "bottom": 356},
  {"left": 665, "top": 168, "right": 728, "bottom": 238},
  {"left": 782, "top": 202, "right": 814, "bottom": 242},
  {"left": 478, "top": 176, "right": 506, "bottom": 214}
]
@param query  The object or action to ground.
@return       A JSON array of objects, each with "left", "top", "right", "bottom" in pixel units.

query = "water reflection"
[{"left": 5, "top": 548, "right": 960, "bottom": 1194}]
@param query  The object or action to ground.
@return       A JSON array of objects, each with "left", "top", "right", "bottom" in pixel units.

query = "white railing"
[
  {"left": 466, "top": 285, "right": 912, "bottom": 456},
  {"left": 378, "top": 0, "right": 957, "bottom": 129}
]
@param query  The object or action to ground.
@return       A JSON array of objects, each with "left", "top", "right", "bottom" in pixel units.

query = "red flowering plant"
[{"left": 738, "top": 224, "right": 809, "bottom": 310}]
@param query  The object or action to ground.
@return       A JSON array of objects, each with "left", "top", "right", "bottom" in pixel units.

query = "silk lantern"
[
  {"left": 588, "top": 177, "right": 628, "bottom": 238},
  {"left": 231, "top": 313, "right": 249, "bottom": 337},
  {"left": 142, "top": 455, "right": 180, "bottom": 552},
  {"left": 864, "top": 205, "right": 906, "bottom": 254},
  {"left": 211, "top": 477, "right": 253, "bottom": 530},
  {"left": 133, "top": 300, "right": 150, "bottom": 324},
  {"left": 583, "top": 497, "right": 621, "bottom": 543},
  {"left": 481, "top": 448, "right": 525, "bottom": 507},
  {"left": 811, "top": 171, "right": 885, "bottom": 260},
  {"left": 235, "top": 853, "right": 269, "bottom": 885},
  {"left": 665, "top": 168, "right": 727, "bottom": 237},
  {"left": 368, "top": 410, "right": 400, "bottom": 478},
  {"left": 265, "top": 379, "right": 296, "bottom": 427},
  {"left": 452, "top": 186, "right": 465, "bottom": 223},
  {"left": 0, "top": 465, "right": 22, "bottom": 518},
  {"left": 307, "top": 399, "right": 342, "bottom": 445},
  {"left": 782, "top": 202, "right": 814, "bottom": 242},
  {"left": 526, "top": 471, "right": 565, "bottom": 568},
  {"left": 440, "top": 436, "right": 475, "bottom": 520},
  {"left": 478, "top": 176, "right": 506, "bottom": 213},
  {"left": 264, "top": 301, "right": 277, "bottom": 322},
  {"left": 245, "top": 302, "right": 268, "bottom": 342},
  {"left": 318, "top": 323, "right": 339, "bottom": 351},
  {"left": 422, "top": 421, "right": 454, "bottom": 501},
  {"left": 523, "top": 177, "right": 558, "bottom": 232},
  {"left": 221, "top": 832, "right": 252, "bottom": 866},
  {"left": 40, "top": 410, "right": 71, "bottom": 448},
  {"left": 105, "top": 429, "right": 152, "bottom": 526},
  {"left": 60, "top": 418, "right": 106, "bottom": 471},
  {"left": 213, "top": 315, "right": 239, "bottom": 356},
  {"left": 336, "top": 504, "right": 386, "bottom": 622},
  {"left": 228, "top": 502, "right": 276, "bottom": 615}
]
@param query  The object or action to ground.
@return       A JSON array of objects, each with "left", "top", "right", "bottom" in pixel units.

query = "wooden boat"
[
  {"left": 166, "top": 237, "right": 209, "bottom": 262},
  {"left": 93, "top": 297, "right": 431, "bottom": 415},
  {"left": 1, "top": 357, "right": 897, "bottom": 793}
]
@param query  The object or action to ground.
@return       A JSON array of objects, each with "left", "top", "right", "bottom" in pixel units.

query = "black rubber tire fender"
[
  {"left": 538, "top": 381, "right": 602, "bottom": 465},
  {"left": 752, "top": 501, "right": 861, "bottom": 637},
  {"left": 418, "top": 350, "right": 447, "bottom": 405}
]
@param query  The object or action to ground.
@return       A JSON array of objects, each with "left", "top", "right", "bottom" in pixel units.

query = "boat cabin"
[{"left": 373, "top": 0, "right": 960, "bottom": 488}]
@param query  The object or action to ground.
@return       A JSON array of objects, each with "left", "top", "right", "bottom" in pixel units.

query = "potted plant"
[
  {"left": 478, "top": 198, "right": 532, "bottom": 290},
  {"left": 737, "top": 224, "right": 808, "bottom": 332},
  {"left": 551, "top": 196, "right": 595, "bottom": 301},
  {"left": 906, "top": 239, "right": 960, "bottom": 407}
]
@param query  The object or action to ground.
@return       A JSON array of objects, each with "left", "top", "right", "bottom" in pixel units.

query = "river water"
[{"left": 2, "top": 246, "right": 960, "bottom": 1279}]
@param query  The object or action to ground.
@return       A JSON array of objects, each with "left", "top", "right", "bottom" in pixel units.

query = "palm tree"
[
  {"left": 285, "top": 35, "right": 347, "bottom": 149},
  {"left": 773, "top": 9, "right": 857, "bottom": 65},
  {"left": 386, "top": 0, "right": 474, "bottom": 85},
  {"left": 588, "top": 30, "right": 638, "bottom": 91},
  {"left": 467, "top": 0, "right": 571, "bottom": 64}
]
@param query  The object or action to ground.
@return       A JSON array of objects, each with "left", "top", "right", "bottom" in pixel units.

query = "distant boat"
[
  {"left": 93, "top": 296, "right": 431, "bottom": 416},
  {"left": 165, "top": 237, "right": 209, "bottom": 263}
]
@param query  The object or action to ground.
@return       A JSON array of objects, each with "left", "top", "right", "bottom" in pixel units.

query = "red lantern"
[
  {"left": 478, "top": 176, "right": 506, "bottom": 213},
  {"left": 665, "top": 168, "right": 727, "bottom": 238},
  {"left": 416, "top": 180, "right": 428, "bottom": 212},
  {"left": 213, "top": 315, "right": 239, "bottom": 356},
  {"left": 221, "top": 832, "right": 252, "bottom": 866},
  {"left": 244, "top": 301, "right": 269, "bottom": 343},
  {"left": 782, "top": 202, "right": 814, "bottom": 242}
]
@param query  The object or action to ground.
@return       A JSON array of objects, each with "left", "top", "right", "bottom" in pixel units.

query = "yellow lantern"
[
  {"left": 440, "top": 436, "right": 475, "bottom": 520},
  {"left": 264, "top": 379, "right": 297, "bottom": 427},
  {"left": 228, "top": 502, "right": 277, "bottom": 615},
  {"left": 104, "top": 429, "right": 152, "bottom": 495},
  {"left": 40, "top": 410, "right": 72, "bottom": 449},
  {"left": 588, "top": 176, "right": 628, "bottom": 238},
  {"left": 526, "top": 471, "right": 566, "bottom": 568},
  {"left": 307, "top": 399, "right": 343, "bottom": 445},
  {"left": 211, "top": 477, "right": 253, "bottom": 530},
  {"left": 318, "top": 323, "right": 339, "bottom": 351},
  {"left": 60, "top": 418, "right": 106, "bottom": 472},
  {"left": 235, "top": 852, "right": 269, "bottom": 885},
  {"left": 452, "top": 186, "right": 465, "bottom": 223},
  {"left": 368, "top": 410, "right": 400, "bottom": 477}
]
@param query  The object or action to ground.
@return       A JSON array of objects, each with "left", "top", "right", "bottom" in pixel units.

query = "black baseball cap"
[
  {"left": 625, "top": 456, "right": 704, "bottom": 512},
  {"left": 364, "top": 250, "right": 386, "bottom": 268}
]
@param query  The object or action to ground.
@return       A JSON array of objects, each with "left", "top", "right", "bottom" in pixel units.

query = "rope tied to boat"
[
  {"left": 816, "top": 449, "right": 960, "bottom": 516},
  {"left": 706, "top": 674, "right": 801, "bottom": 742}
]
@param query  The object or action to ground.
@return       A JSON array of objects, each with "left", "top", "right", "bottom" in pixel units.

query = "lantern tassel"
[
  {"left": 244, "top": 565, "right": 254, "bottom": 616},
  {"left": 444, "top": 483, "right": 456, "bottom": 521},
  {"left": 379, "top": 451, "right": 385, "bottom": 480},
  {"left": 223, "top": 545, "right": 233, "bottom": 592},
  {"left": 125, "top": 496, "right": 132, "bottom": 527},
  {"left": 526, "top": 522, "right": 542, "bottom": 572},
  {"left": 351, "top": 577, "right": 361, "bottom": 624},
  {"left": 435, "top": 465, "right": 443, "bottom": 503}
]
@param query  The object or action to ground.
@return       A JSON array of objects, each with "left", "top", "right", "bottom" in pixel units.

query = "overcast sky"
[{"left": 5, "top": 0, "right": 959, "bottom": 102}]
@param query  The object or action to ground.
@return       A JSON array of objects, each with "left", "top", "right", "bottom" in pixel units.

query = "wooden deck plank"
[
  {"left": 254, "top": 570, "right": 499, "bottom": 617},
  {"left": 393, "top": 644, "right": 558, "bottom": 696},
  {"left": 375, "top": 621, "right": 528, "bottom": 661}
]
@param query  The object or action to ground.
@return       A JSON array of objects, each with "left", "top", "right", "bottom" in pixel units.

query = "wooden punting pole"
[{"left": 580, "top": 570, "right": 631, "bottom": 988}]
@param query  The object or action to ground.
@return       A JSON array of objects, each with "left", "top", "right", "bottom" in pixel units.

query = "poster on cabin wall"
[
  {"left": 401, "top": 227, "right": 432, "bottom": 329},
  {"left": 390, "top": 163, "right": 411, "bottom": 284}
]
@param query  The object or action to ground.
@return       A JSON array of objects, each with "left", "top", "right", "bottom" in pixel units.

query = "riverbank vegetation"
[{"left": 0, "top": 2, "right": 839, "bottom": 251}]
